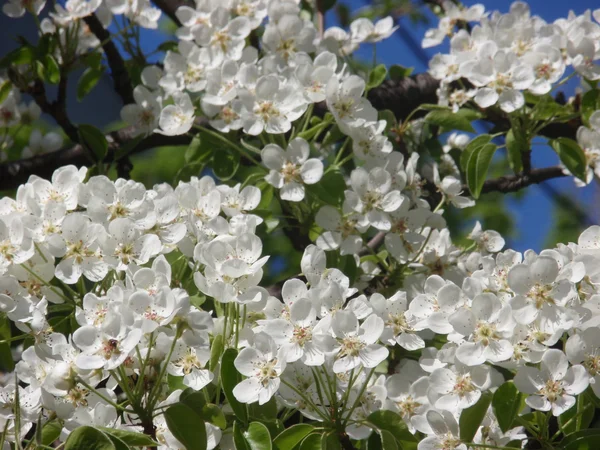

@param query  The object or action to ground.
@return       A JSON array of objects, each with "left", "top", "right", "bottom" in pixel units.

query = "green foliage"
[
  {"left": 164, "top": 402, "right": 208, "bottom": 450},
  {"left": 465, "top": 142, "right": 497, "bottom": 199},
  {"left": 273, "top": 424, "right": 315, "bottom": 450},
  {"left": 459, "top": 392, "right": 492, "bottom": 442},
  {"left": 551, "top": 138, "right": 588, "bottom": 182},
  {"left": 78, "top": 124, "right": 108, "bottom": 161},
  {"left": 77, "top": 68, "right": 104, "bottom": 101},
  {"left": 64, "top": 426, "right": 117, "bottom": 450},
  {"left": 368, "top": 64, "right": 388, "bottom": 90},
  {"left": 221, "top": 348, "right": 248, "bottom": 424},
  {"left": 425, "top": 108, "right": 479, "bottom": 133},
  {"left": 492, "top": 382, "right": 524, "bottom": 433},
  {"left": 388, "top": 65, "right": 414, "bottom": 80}
]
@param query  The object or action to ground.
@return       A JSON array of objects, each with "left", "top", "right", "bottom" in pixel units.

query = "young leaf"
[
  {"left": 298, "top": 433, "right": 322, "bottom": 450},
  {"left": 492, "top": 382, "right": 524, "bottom": 433},
  {"left": 505, "top": 129, "right": 525, "bottom": 174},
  {"left": 389, "top": 65, "right": 414, "bottom": 80},
  {"left": 560, "top": 429, "right": 600, "bottom": 450},
  {"left": 558, "top": 394, "right": 594, "bottom": 435},
  {"left": 233, "top": 422, "right": 251, "bottom": 450},
  {"left": 164, "top": 403, "right": 207, "bottom": 450},
  {"left": 459, "top": 392, "right": 492, "bottom": 443},
  {"left": 582, "top": 90, "right": 600, "bottom": 126},
  {"left": 273, "top": 424, "right": 315, "bottom": 450},
  {"left": 97, "top": 428, "right": 157, "bottom": 447},
  {"left": 367, "top": 410, "right": 417, "bottom": 446},
  {"left": 551, "top": 138, "right": 587, "bottom": 182},
  {"left": 425, "top": 109, "right": 475, "bottom": 133},
  {"left": 0, "top": 81, "right": 13, "bottom": 104},
  {"left": 44, "top": 55, "right": 60, "bottom": 84},
  {"left": 40, "top": 420, "right": 62, "bottom": 446},
  {"left": 460, "top": 135, "right": 492, "bottom": 172},
  {"left": 368, "top": 64, "right": 388, "bottom": 90},
  {"left": 209, "top": 334, "right": 224, "bottom": 371},
  {"left": 64, "top": 426, "right": 115, "bottom": 450},
  {"left": 466, "top": 143, "right": 497, "bottom": 199},
  {"left": 0, "top": 314, "right": 14, "bottom": 372},
  {"left": 220, "top": 348, "right": 248, "bottom": 423},
  {"left": 212, "top": 149, "right": 241, "bottom": 181},
  {"left": 321, "top": 431, "right": 342, "bottom": 450},
  {"left": 367, "top": 430, "right": 398, "bottom": 450},
  {"left": 244, "top": 422, "right": 272, "bottom": 450},
  {"left": 0, "top": 45, "right": 35, "bottom": 68},
  {"left": 77, "top": 68, "right": 103, "bottom": 101},
  {"left": 201, "top": 403, "right": 227, "bottom": 430},
  {"left": 78, "top": 124, "right": 108, "bottom": 161}
]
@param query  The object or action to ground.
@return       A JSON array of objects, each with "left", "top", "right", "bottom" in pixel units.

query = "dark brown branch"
[
  {"left": 358, "top": 231, "right": 386, "bottom": 256},
  {"left": 151, "top": 0, "right": 192, "bottom": 26},
  {"left": 478, "top": 166, "right": 567, "bottom": 195},
  {"left": 0, "top": 129, "right": 189, "bottom": 190},
  {"left": 84, "top": 14, "right": 134, "bottom": 105}
]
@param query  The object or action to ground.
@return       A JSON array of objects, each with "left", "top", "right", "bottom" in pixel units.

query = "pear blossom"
[
  {"left": 514, "top": 349, "right": 589, "bottom": 416},
  {"left": 261, "top": 138, "right": 323, "bottom": 202}
]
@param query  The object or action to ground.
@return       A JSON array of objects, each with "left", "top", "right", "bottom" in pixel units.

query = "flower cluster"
[
  {"left": 0, "top": 159, "right": 599, "bottom": 449},
  {"left": 425, "top": 1, "right": 600, "bottom": 113}
]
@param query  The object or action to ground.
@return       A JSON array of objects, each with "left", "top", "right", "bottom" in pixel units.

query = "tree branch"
[
  {"left": 151, "top": 0, "right": 192, "bottom": 26},
  {"left": 84, "top": 14, "right": 134, "bottom": 105},
  {"left": 477, "top": 166, "right": 567, "bottom": 194},
  {"left": 0, "top": 129, "right": 189, "bottom": 190}
]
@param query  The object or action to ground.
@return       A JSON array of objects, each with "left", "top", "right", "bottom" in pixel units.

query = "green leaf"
[
  {"left": 0, "top": 314, "right": 14, "bottom": 371},
  {"left": 248, "top": 397, "right": 278, "bottom": 422},
  {"left": 551, "top": 138, "right": 587, "bottom": 182},
  {"left": 274, "top": 424, "right": 315, "bottom": 450},
  {"left": 244, "top": 422, "right": 272, "bottom": 450},
  {"left": 167, "top": 374, "right": 186, "bottom": 392},
  {"left": 367, "top": 430, "right": 398, "bottom": 450},
  {"left": 459, "top": 392, "right": 492, "bottom": 443},
  {"left": 221, "top": 348, "right": 248, "bottom": 424},
  {"left": 157, "top": 41, "right": 179, "bottom": 53},
  {"left": 104, "top": 434, "right": 129, "bottom": 450},
  {"left": 378, "top": 110, "right": 397, "bottom": 133},
  {"left": 466, "top": 142, "right": 497, "bottom": 199},
  {"left": 78, "top": 124, "right": 108, "bottom": 161},
  {"left": 180, "top": 388, "right": 206, "bottom": 413},
  {"left": 201, "top": 403, "right": 227, "bottom": 430},
  {"left": 582, "top": 90, "right": 600, "bottom": 126},
  {"left": 185, "top": 134, "right": 211, "bottom": 164},
  {"left": 425, "top": 109, "right": 475, "bottom": 133},
  {"left": 367, "top": 410, "right": 417, "bottom": 448},
  {"left": 505, "top": 129, "right": 526, "bottom": 174},
  {"left": 64, "top": 426, "right": 115, "bottom": 450},
  {"left": 209, "top": 334, "right": 224, "bottom": 371},
  {"left": 164, "top": 403, "right": 207, "bottom": 450},
  {"left": 0, "top": 81, "right": 13, "bottom": 105},
  {"left": 560, "top": 429, "right": 600, "bottom": 450},
  {"left": 44, "top": 55, "right": 60, "bottom": 84},
  {"left": 97, "top": 428, "right": 157, "bottom": 447},
  {"left": 234, "top": 421, "right": 251, "bottom": 450},
  {"left": 40, "top": 420, "right": 62, "bottom": 446},
  {"left": 298, "top": 433, "right": 322, "bottom": 450},
  {"left": 35, "top": 60, "right": 45, "bottom": 81},
  {"left": 212, "top": 149, "right": 240, "bottom": 181},
  {"left": 388, "top": 65, "right": 414, "bottom": 80},
  {"left": 77, "top": 68, "right": 103, "bottom": 101},
  {"left": 84, "top": 52, "right": 103, "bottom": 71},
  {"left": 368, "top": 64, "right": 387, "bottom": 90},
  {"left": 317, "top": 0, "right": 336, "bottom": 12},
  {"left": 320, "top": 432, "right": 341, "bottom": 450},
  {"left": 306, "top": 169, "right": 345, "bottom": 205},
  {"left": 492, "top": 382, "right": 524, "bottom": 433},
  {"left": 558, "top": 393, "right": 594, "bottom": 435},
  {"left": 0, "top": 45, "right": 35, "bottom": 68},
  {"left": 460, "top": 134, "right": 492, "bottom": 171}
]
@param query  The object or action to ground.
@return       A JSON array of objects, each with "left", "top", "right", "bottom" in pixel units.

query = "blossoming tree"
[{"left": 1, "top": 0, "right": 600, "bottom": 449}]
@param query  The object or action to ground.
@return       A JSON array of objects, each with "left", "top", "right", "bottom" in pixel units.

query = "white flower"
[
  {"left": 514, "top": 349, "right": 589, "bottom": 416},
  {"left": 429, "top": 365, "right": 491, "bottom": 411},
  {"left": 193, "top": 7, "right": 251, "bottom": 61},
  {"left": 315, "top": 205, "right": 367, "bottom": 255},
  {"left": 261, "top": 138, "right": 323, "bottom": 202},
  {"left": 418, "top": 410, "right": 466, "bottom": 450},
  {"left": 3, "top": 0, "right": 45, "bottom": 18},
  {"left": 233, "top": 333, "right": 285, "bottom": 405},
  {"left": 449, "top": 293, "right": 515, "bottom": 366},
  {"left": 326, "top": 75, "right": 377, "bottom": 133},
  {"left": 49, "top": 0, "right": 101, "bottom": 24},
  {"left": 350, "top": 17, "right": 398, "bottom": 43},
  {"left": 370, "top": 292, "right": 424, "bottom": 351},
  {"left": 331, "top": 311, "right": 389, "bottom": 373},
  {"left": 565, "top": 328, "right": 600, "bottom": 398},
  {"left": 262, "top": 13, "right": 316, "bottom": 60},
  {"left": 433, "top": 166, "right": 475, "bottom": 209},
  {"left": 158, "top": 92, "right": 195, "bottom": 136},
  {"left": 239, "top": 75, "right": 306, "bottom": 135},
  {"left": 344, "top": 167, "right": 404, "bottom": 231},
  {"left": 468, "top": 221, "right": 505, "bottom": 253},
  {"left": 120, "top": 86, "right": 161, "bottom": 136},
  {"left": 22, "top": 130, "right": 63, "bottom": 158}
]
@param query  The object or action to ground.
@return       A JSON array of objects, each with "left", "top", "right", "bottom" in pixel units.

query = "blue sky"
[{"left": 330, "top": 0, "right": 600, "bottom": 252}]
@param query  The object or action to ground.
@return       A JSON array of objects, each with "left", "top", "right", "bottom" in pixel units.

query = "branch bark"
[
  {"left": 84, "top": 14, "right": 134, "bottom": 105},
  {"left": 478, "top": 166, "right": 567, "bottom": 194}
]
